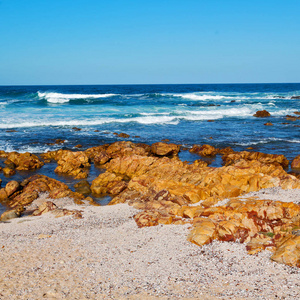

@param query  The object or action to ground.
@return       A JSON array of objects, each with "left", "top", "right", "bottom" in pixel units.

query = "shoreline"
[
  {"left": 1, "top": 189, "right": 300, "bottom": 299},
  {"left": 1, "top": 140, "right": 300, "bottom": 298}
]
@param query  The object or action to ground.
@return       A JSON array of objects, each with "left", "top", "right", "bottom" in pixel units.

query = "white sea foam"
[
  {"left": 164, "top": 93, "right": 229, "bottom": 101},
  {"left": 38, "top": 92, "right": 117, "bottom": 103},
  {"left": 236, "top": 137, "right": 300, "bottom": 146}
]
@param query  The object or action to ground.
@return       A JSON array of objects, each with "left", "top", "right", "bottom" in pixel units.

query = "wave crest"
[{"left": 38, "top": 92, "right": 117, "bottom": 103}]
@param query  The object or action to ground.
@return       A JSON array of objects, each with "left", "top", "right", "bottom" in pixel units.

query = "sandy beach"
[{"left": 1, "top": 188, "right": 300, "bottom": 300}]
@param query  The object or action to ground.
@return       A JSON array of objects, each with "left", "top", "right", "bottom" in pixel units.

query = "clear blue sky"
[{"left": 0, "top": 0, "right": 299, "bottom": 85}]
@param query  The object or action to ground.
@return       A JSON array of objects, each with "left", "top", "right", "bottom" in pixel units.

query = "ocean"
[{"left": 0, "top": 83, "right": 300, "bottom": 211}]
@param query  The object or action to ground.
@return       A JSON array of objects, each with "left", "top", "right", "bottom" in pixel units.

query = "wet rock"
[
  {"left": 74, "top": 180, "right": 91, "bottom": 195},
  {"left": 54, "top": 151, "right": 90, "bottom": 179},
  {"left": 118, "top": 132, "right": 130, "bottom": 138},
  {"left": 91, "top": 172, "right": 127, "bottom": 195},
  {"left": 0, "top": 207, "right": 23, "bottom": 221},
  {"left": 4, "top": 160, "right": 16, "bottom": 169},
  {"left": 222, "top": 151, "right": 289, "bottom": 168},
  {"left": 106, "top": 141, "right": 151, "bottom": 158},
  {"left": 72, "top": 127, "right": 81, "bottom": 131},
  {"left": 264, "top": 122, "right": 273, "bottom": 126},
  {"left": 75, "top": 144, "right": 82, "bottom": 148},
  {"left": 291, "top": 155, "right": 300, "bottom": 169},
  {"left": 253, "top": 110, "right": 271, "bottom": 117},
  {"left": 151, "top": 142, "right": 180, "bottom": 156},
  {"left": 5, "top": 181, "right": 20, "bottom": 197},
  {"left": 291, "top": 96, "right": 300, "bottom": 99},
  {"left": 3, "top": 167, "right": 16, "bottom": 176},
  {"left": 0, "top": 151, "right": 8, "bottom": 158},
  {"left": 5, "top": 175, "right": 86, "bottom": 208},
  {"left": 6, "top": 152, "right": 44, "bottom": 171},
  {"left": 94, "top": 151, "right": 111, "bottom": 165},
  {"left": 55, "top": 139, "right": 65, "bottom": 144},
  {"left": 84, "top": 145, "right": 109, "bottom": 160},
  {"left": 189, "top": 144, "right": 217, "bottom": 157},
  {"left": 286, "top": 115, "right": 300, "bottom": 121}
]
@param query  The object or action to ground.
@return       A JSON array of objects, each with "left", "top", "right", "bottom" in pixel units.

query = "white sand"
[{"left": 0, "top": 188, "right": 300, "bottom": 299}]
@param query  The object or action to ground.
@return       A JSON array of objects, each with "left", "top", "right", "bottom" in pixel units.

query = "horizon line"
[{"left": 1, "top": 82, "right": 300, "bottom": 87}]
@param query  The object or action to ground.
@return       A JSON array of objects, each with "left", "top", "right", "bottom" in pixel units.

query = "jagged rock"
[
  {"left": 84, "top": 145, "right": 109, "bottom": 160},
  {"left": 91, "top": 172, "right": 127, "bottom": 195},
  {"left": 0, "top": 150, "right": 8, "bottom": 158},
  {"left": 106, "top": 141, "right": 151, "bottom": 158},
  {"left": 32, "top": 201, "right": 57, "bottom": 216},
  {"left": 253, "top": 110, "right": 271, "bottom": 117},
  {"left": 151, "top": 142, "right": 180, "bottom": 156},
  {"left": 6, "top": 152, "right": 44, "bottom": 170},
  {"left": 117, "top": 132, "right": 130, "bottom": 138},
  {"left": 54, "top": 151, "right": 90, "bottom": 179},
  {"left": 74, "top": 180, "right": 91, "bottom": 195},
  {"left": 2, "top": 167, "right": 16, "bottom": 176},
  {"left": 271, "top": 235, "right": 300, "bottom": 267},
  {"left": 5, "top": 181, "right": 20, "bottom": 197},
  {"left": 222, "top": 151, "right": 289, "bottom": 168},
  {"left": 4, "top": 175, "right": 86, "bottom": 208},
  {"left": 190, "top": 144, "right": 217, "bottom": 157},
  {"left": 4, "top": 160, "right": 16, "bottom": 169},
  {"left": 94, "top": 151, "right": 111, "bottom": 165},
  {"left": 291, "top": 155, "right": 300, "bottom": 169},
  {"left": 0, "top": 207, "right": 23, "bottom": 221}
]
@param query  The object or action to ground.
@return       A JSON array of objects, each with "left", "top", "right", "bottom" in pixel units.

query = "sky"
[{"left": 0, "top": 0, "right": 299, "bottom": 85}]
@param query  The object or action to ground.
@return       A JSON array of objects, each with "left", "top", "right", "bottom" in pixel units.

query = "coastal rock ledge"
[{"left": 1, "top": 142, "right": 300, "bottom": 269}]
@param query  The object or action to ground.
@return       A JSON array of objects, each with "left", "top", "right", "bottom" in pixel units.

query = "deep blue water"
[{"left": 0, "top": 83, "right": 300, "bottom": 212}]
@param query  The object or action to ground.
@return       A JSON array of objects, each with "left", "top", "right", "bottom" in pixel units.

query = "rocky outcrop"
[
  {"left": 54, "top": 151, "right": 90, "bottom": 179},
  {"left": 222, "top": 151, "right": 289, "bottom": 168},
  {"left": 106, "top": 141, "right": 151, "bottom": 158},
  {"left": 0, "top": 175, "right": 88, "bottom": 209},
  {"left": 32, "top": 201, "right": 82, "bottom": 219},
  {"left": 189, "top": 144, "right": 218, "bottom": 157},
  {"left": 253, "top": 110, "right": 271, "bottom": 117},
  {"left": 5, "top": 152, "right": 44, "bottom": 170},
  {"left": 151, "top": 142, "right": 180, "bottom": 157},
  {"left": 189, "top": 144, "right": 234, "bottom": 157},
  {"left": 91, "top": 172, "right": 127, "bottom": 195},
  {"left": 291, "top": 155, "right": 300, "bottom": 169}
]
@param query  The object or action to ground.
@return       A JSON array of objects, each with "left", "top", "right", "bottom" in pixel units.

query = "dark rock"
[
  {"left": 72, "top": 127, "right": 82, "bottom": 131},
  {"left": 74, "top": 180, "right": 92, "bottom": 195},
  {"left": 291, "top": 96, "right": 300, "bottom": 99},
  {"left": 253, "top": 110, "right": 271, "bottom": 117}
]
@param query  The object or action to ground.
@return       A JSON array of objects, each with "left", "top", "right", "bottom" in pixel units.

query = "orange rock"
[
  {"left": 151, "top": 142, "right": 180, "bottom": 156},
  {"left": 7, "top": 152, "right": 44, "bottom": 170},
  {"left": 187, "top": 219, "right": 217, "bottom": 246},
  {"left": 271, "top": 235, "right": 300, "bottom": 267},
  {"left": 91, "top": 172, "right": 127, "bottom": 195},
  {"left": 291, "top": 155, "right": 300, "bottom": 169},
  {"left": 54, "top": 151, "right": 90, "bottom": 179},
  {"left": 189, "top": 144, "right": 217, "bottom": 157}
]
